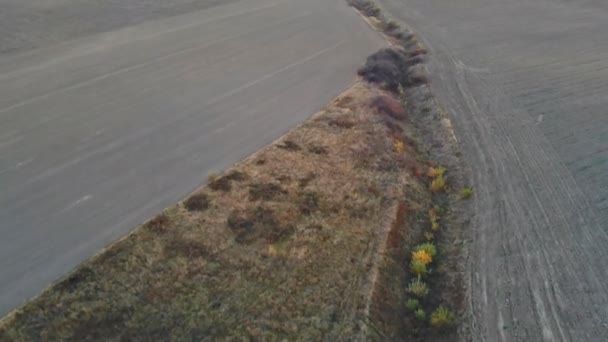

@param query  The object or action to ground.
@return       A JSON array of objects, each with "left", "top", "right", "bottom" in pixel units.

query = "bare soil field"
[{"left": 0, "top": 0, "right": 237, "bottom": 54}]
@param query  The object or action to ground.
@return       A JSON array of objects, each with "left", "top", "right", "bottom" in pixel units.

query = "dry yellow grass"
[{"left": 0, "top": 82, "right": 425, "bottom": 340}]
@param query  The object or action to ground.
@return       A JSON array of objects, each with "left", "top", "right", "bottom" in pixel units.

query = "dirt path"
[{"left": 374, "top": 0, "right": 608, "bottom": 340}]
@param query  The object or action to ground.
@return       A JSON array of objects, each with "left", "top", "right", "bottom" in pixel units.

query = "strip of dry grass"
[{"left": 0, "top": 81, "right": 427, "bottom": 340}]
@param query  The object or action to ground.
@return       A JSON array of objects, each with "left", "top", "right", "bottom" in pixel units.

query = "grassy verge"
[{"left": 0, "top": 77, "right": 430, "bottom": 339}]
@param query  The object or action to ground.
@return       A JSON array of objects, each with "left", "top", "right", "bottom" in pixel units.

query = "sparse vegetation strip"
[{"left": 347, "top": 0, "right": 470, "bottom": 340}]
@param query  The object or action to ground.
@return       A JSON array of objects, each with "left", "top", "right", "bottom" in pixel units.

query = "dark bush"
[
  {"left": 358, "top": 48, "right": 409, "bottom": 92},
  {"left": 209, "top": 177, "right": 231, "bottom": 192},
  {"left": 184, "top": 193, "right": 210, "bottom": 212},
  {"left": 209, "top": 171, "right": 248, "bottom": 192}
]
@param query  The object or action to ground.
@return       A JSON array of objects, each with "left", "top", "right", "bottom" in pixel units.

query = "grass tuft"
[
  {"left": 430, "top": 306, "right": 456, "bottom": 328},
  {"left": 427, "top": 166, "right": 446, "bottom": 179},
  {"left": 429, "top": 207, "right": 440, "bottom": 231},
  {"left": 430, "top": 175, "right": 446, "bottom": 193},
  {"left": 461, "top": 187, "right": 474, "bottom": 199},
  {"left": 394, "top": 139, "right": 405, "bottom": 154},
  {"left": 407, "top": 277, "right": 429, "bottom": 298}
]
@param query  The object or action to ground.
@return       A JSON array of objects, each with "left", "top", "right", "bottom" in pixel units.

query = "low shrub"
[
  {"left": 430, "top": 175, "right": 446, "bottom": 192},
  {"left": 406, "top": 64, "right": 429, "bottom": 87},
  {"left": 412, "top": 250, "right": 432, "bottom": 265},
  {"left": 414, "top": 243, "right": 437, "bottom": 258},
  {"left": 184, "top": 193, "right": 210, "bottom": 212},
  {"left": 410, "top": 259, "right": 427, "bottom": 277},
  {"left": 358, "top": 48, "right": 409, "bottom": 93},
  {"left": 407, "top": 278, "right": 429, "bottom": 298},
  {"left": 372, "top": 95, "right": 407, "bottom": 120},
  {"left": 427, "top": 166, "right": 446, "bottom": 179},
  {"left": 406, "top": 299, "right": 419, "bottom": 311},
  {"left": 430, "top": 306, "right": 456, "bottom": 328},
  {"left": 385, "top": 20, "right": 399, "bottom": 31},
  {"left": 431, "top": 221, "right": 440, "bottom": 231},
  {"left": 414, "top": 308, "right": 426, "bottom": 321}
]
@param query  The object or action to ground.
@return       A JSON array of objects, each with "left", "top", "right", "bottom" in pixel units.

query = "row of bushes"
[{"left": 348, "top": 0, "right": 472, "bottom": 336}]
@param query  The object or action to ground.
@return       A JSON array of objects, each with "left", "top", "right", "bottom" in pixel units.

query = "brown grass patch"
[
  {"left": 227, "top": 206, "right": 295, "bottom": 244},
  {"left": 329, "top": 117, "right": 356, "bottom": 129},
  {"left": 298, "top": 172, "right": 316, "bottom": 188},
  {"left": 297, "top": 191, "right": 321, "bottom": 215},
  {"left": 209, "top": 171, "right": 249, "bottom": 192},
  {"left": 308, "top": 145, "right": 328, "bottom": 155},
  {"left": 249, "top": 182, "right": 287, "bottom": 201},
  {"left": 334, "top": 95, "right": 354, "bottom": 108},
  {"left": 146, "top": 213, "right": 171, "bottom": 234}
]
